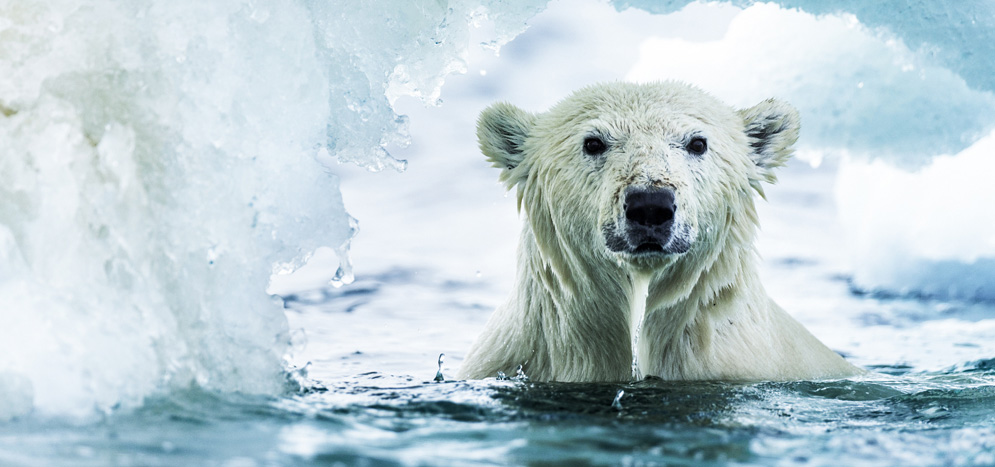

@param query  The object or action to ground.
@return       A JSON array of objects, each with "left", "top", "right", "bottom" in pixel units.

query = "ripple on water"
[{"left": 3, "top": 370, "right": 992, "bottom": 466}]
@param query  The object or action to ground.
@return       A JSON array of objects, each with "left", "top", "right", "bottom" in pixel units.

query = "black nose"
[{"left": 624, "top": 187, "right": 676, "bottom": 227}]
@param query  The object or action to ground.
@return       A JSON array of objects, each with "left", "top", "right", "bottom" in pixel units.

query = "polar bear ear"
[
  {"left": 738, "top": 98, "right": 800, "bottom": 197},
  {"left": 477, "top": 102, "right": 536, "bottom": 189}
]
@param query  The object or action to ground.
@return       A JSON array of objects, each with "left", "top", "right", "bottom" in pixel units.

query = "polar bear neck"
[
  {"left": 523, "top": 194, "right": 762, "bottom": 382},
  {"left": 636, "top": 196, "right": 765, "bottom": 379},
  {"left": 457, "top": 195, "right": 770, "bottom": 382}
]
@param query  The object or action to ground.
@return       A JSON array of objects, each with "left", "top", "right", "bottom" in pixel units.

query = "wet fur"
[{"left": 459, "top": 82, "right": 860, "bottom": 382}]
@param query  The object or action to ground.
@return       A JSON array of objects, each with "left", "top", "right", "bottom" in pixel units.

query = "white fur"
[{"left": 459, "top": 82, "right": 860, "bottom": 382}]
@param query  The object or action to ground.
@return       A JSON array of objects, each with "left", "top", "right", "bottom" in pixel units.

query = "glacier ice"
[
  {"left": 625, "top": 2, "right": 995, "bottom": 167},
  {"left": 0, "top": 0, "right": 543, "bottom": 418},
  {"left": 616, "top": 0, "right": 995, "bottom": 95}
]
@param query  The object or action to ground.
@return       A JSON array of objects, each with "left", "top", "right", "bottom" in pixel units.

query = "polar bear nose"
[{"left": 624, "top": 187, "right": 676, "bottom": 227}]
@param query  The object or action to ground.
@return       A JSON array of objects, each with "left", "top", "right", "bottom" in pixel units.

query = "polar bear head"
[{"left": 478, "top": 82, "right": 799, "bottom": 275}]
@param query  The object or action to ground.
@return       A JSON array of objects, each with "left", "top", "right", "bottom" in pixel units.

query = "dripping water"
[
  {"left": 515, "top": 364, "right": 529, "bottom": 381},
  {"left": 629, "top": 272, "right": 651, "bottom": 380}
]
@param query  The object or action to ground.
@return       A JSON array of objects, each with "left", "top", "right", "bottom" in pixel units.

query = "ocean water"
[{"left": 2, "top": 0, "right": 994, "bottom": 465}]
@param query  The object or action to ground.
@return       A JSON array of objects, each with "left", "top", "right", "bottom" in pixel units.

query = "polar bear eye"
[
  {"left": 686, "top": 136, "right": 708, "bottom": 156},
  {"left": 583, "top": 136, "right": 608, "bottom": 156}
]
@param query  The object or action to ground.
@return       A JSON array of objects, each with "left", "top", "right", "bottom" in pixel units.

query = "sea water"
[{"left": 2, "top": 0, "right": 994, "bottom": 465}]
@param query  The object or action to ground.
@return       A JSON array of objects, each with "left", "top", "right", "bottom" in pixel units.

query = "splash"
[
  {"left": 611, "top": 389, "right": 625, "bottom": 411},
  {"left": 515, "top": 364, "right": 529, "bottom": 381},
  {"left": 434, "top": 354, "right": 446, "bottom": 382}
]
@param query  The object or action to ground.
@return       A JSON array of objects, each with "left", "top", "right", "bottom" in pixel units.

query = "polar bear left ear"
[
  {"left": 477, "top": 102, "right": 536, "bottom": 190},
  {"left": 738, "top": 99, "right": 800, "bottom": 198}
]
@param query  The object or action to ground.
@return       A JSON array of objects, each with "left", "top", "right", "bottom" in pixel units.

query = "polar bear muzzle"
[{"left": 603, "top": 186, "right": 690, "bottom": 256}]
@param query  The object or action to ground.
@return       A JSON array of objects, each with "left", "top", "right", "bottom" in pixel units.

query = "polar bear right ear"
[
  {"left": 739, "top": 98, "right": 800, "bottom": 198},
  {"left": 477, "top": 102, "right": 536, "bottom": 189}
]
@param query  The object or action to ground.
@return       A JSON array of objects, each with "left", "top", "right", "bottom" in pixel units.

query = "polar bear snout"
[
  {"left": 623, "top": 187, "right": 677, "bottom": 254},
  {"left": 602, "top": 186, "right": 687, "bottom": 256},
  {"left": 625, "top": 187, "right": 676, "bottom": 228}
]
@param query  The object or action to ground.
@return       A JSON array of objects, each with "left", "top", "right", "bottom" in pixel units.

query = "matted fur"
[{"left": 459, "top": 82, "right": 860, "bottom": 382}]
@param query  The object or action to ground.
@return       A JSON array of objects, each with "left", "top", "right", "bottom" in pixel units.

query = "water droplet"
[
  {"left": 515, "top": 364, "right": 529, "bottom": 381},
  {"left": 611, "top": 389, "right": 625, "bottom": 411},
  {"left": 434, "top": 353, "right": 445, "bottom": 382}
]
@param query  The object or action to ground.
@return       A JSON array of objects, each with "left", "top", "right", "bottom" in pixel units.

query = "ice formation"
[
  {"left": 617, "top": 0, "right": 995, "bottom": 96},
  {"left": 0, "top": 0, "right": 543, "bottom": 419},
  {"left": 625, "top": 2, "right": 995, "bottom": 166},
  {"left": 837, "top": 133, "right": 995, "bottom": 300}
]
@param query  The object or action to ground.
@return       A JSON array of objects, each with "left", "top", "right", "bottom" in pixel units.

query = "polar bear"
[{"left": 458, "top": 82, "right": 860, "bottom": 382}]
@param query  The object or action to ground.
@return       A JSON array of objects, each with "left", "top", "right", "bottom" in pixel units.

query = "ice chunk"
[
  {"left": 626, "top": 2, "right": 995, "bottom": 168},
  {"left": 836, "top": 131, "right": 995, "bottom": 301},
  {"left": 0, "top": 0, "right": 545, "bottom": 418},
  {"left": 617, "top": 1, "right": 995, "bottom": 94}
]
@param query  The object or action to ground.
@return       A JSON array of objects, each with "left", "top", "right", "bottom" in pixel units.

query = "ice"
[
  {"left": 837, "top": 132, "right": 995, "bottom": 300},
  {"left": 0, "top": 0, "right": 543, "bottom": 419},
  {"left": 625, "top": 2, "right": 995, "bottom": 166},
  {"left": 616, "top": 1, "right": 995, "bottom": 95}
]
